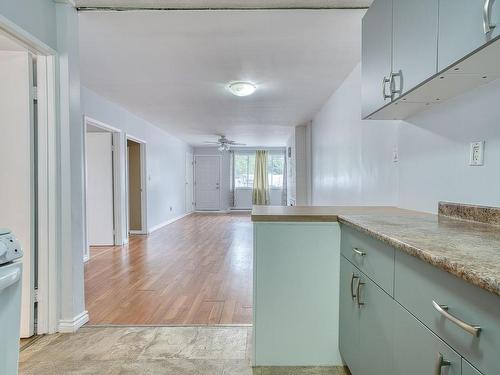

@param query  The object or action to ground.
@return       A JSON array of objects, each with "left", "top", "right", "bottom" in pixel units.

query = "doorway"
[
  {"left": 195, "top": 155, "right": 221, "bottom": 211},
  {"left": 0, "top": 29, "right": 58, "bottom": 338},
  {"left": 126, "top": 138, "right": 146, "bottom": 235}
]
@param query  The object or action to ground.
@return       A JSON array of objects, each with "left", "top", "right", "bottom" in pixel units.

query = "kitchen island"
[{"left": 251, "top": 203, "right": 500, "bottom": 374}]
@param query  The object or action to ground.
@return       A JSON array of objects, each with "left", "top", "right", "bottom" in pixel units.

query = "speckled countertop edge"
[{"left": 337, "top": 216, "right": 500, "bottom": 297}]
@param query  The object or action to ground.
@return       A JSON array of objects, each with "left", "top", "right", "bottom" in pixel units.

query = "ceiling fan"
[{"left": 203, "top": 135, "right": 246, "bottom": 151}]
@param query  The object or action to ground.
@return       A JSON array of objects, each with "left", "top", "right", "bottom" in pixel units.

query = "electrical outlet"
[
  {"left": 469, "top": 141, "right": 485, "bottom": 166},
  {"left": 392, "top": 147, "right": 399, "bottom": 163}
]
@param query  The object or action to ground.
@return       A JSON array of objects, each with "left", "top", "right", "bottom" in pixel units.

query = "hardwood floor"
[{"left": 84, "top": 213, "right": 253, "bottom": 325}]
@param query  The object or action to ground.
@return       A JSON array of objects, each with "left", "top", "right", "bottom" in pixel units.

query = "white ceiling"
[
  {"left": 75, "top": 0, "right": 372, "bottom": 9},
  {"left": 79, "top": 9, "right": 365, "bottom": 146}
]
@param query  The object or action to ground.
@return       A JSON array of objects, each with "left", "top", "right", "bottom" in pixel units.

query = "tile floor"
[{"left": 19, "top": 326, "right": 348, "bottom": 375}]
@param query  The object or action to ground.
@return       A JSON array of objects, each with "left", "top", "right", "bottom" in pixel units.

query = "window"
[
  {"left": 268, "top": 153, "right": 284, "bottom": 189},
  {"left": 234, "top": 153, "right": 255, "bottom": 188},
  {"left": 233, "top": 151, "right": 285, "bottom": 189}
]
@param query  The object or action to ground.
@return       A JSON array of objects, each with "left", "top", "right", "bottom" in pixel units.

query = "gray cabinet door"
[
  {"left": 339, "top": 257, "right": 361, "bottom": 374},
  {"left": 392, "top": 0, "right": 439, "bottom": 97},
  {"left": 361, "top": 0, "right": 393, "bottom": 118},
  {"left": 438, "top": 0, "right": 500, "bottom": 71},
  {"left": 393, "top": 301, "right": 461, "bottom": 375},
  {"left": 358, "top": 275, "right": 393, "bottom": 375},
  {"left": 462, "top": 360, "right": 483, "bottom": 375}
]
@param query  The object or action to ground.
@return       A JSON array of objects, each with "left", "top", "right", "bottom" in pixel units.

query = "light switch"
[{"left": 469, "top": 141, "right": 485, "bottom": 166}]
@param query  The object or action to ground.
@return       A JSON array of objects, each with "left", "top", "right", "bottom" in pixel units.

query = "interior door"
[
  {"left": 195, "top": 155, "right": 220, "bottom": 210},
  {"left": 0, "top": 51, "right": 35, "bottom": 338},
  {"left": 185, "top": 152, "right": 194, "bottom": 212},
  {"left": 86, "top": 132, "right": 115, "bottom": 245}
]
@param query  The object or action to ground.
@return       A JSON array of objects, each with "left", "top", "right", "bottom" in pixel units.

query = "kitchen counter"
[{"left": 251, "top": 204, "right": 500, "bottom": 296}]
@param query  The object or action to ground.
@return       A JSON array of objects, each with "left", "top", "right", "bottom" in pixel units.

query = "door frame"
[
  {"left": 0, "top": 22, "right": 59, "bottom": 334},
  {"left": 185, "top": 152, "right": 194, "bottom": 213},
  {"left": 194, "top": 154, "right": 222, "bottom": 211},
  {"left": 125, "top": 134, "right": 148, "bottom": 236},
  {"left": 82, "top": 116, "right": 125, "bottom": 261}
]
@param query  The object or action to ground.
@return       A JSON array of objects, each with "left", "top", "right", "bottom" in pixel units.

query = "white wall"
[
  {"left": 81, "top": 87, "right": 193, "bottom": 230},
  {"left": 311, "top": 64, "right": 399, "bottom": 206},
  {"left": 287, "top": 124, "right": 312, "bottom": 206},
  {"left": 311, "top": 63, "right": 500, "bottom": 214},
  {"left": 0, "top": 0, "right": 57, "bottom": 50},
  {"left": 398, "top": 78, "right": 500, "bottom": 213}
]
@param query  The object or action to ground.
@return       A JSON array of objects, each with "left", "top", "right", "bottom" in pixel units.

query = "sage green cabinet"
[
  {"left": 339, "top": 256, "right": 393, "bottom": 375},
  {"left": 392, "top": 0, "right": 439, "bottom": 97},
  {"left": 438, "top": 0, "right": 500, "bottom": 71},
  {"left": 361, "top": 0, "right": 393, "bottom": 118},
  {"left": 462, "top": 360, "right": 484, "bottom": 375},
  {"left": 393, "top": 301, "right": 461, "bottom": 375},
  {"left": 339, "top": 257, "right": 361, "bottom": 374},
  {"left": 357, "top": 272, "right": 394, "bottom": 375}
]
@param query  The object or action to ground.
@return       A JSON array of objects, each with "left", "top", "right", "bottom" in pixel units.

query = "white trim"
[
  {"left": 194, "top": 154, "right": 222, "bottom": 211},
  {"left": 147, "top": 212, "right": 193, "bottom": 234},
  {"left": 58, "top": 310, "right": 89, "bottom": 333},
  {"left": 83, "top": 116, "right": 126, "bottom": 260},
  {"left": 0, "top": 16, "right": 55, "bottom": 55},
  {"left": 129, "top": 230, "right": 143, "bottom": 235}
]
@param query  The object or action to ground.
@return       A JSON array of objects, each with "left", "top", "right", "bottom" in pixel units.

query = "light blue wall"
[
  {"left": 56, "top": 2, "right": 87, "bottom": 324},
  {"left": 81, "top": 87, "right": 193, "bottom": 229},
  {"left": 0, "top": 0, "right": 57, "bottom": 50}
]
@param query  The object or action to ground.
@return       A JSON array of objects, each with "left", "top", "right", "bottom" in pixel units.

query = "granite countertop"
[{"left": 251, "top": 204, "right": 500, "bottom": 297}]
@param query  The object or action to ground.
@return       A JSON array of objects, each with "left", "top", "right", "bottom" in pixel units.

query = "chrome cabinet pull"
[
  {"left": 352, "top": 247, "right": 366, "bottom": 256},
  {"left": 350, "top": 273, "right": 359, "bottom": 299},
  {"left": 483, "top": 0, "right": 496, "bottom": 34},
  {"left": 356, "top": 279, "right": 365, "bottom": 308},
  {"left": 382, "top": 76, "right": 392, "bottom": 100},
  {"left": 390, "top": 71, "right": 403, "bottom": 96},
  {"left": 434, "top": 353, "right": 451, "bottom": 375},
  {"left": 432, "top": 301, "right": 481, "bottom": 337}
]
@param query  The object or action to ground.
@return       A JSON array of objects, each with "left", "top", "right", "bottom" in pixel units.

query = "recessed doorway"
[{"left": 126, "top": 138, "right": 147, "bottom": 235}]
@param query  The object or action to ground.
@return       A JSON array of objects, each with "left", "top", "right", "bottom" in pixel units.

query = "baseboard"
[
  {"left": 129, "top": 230, "right": 144, "bottom": 235},
  {"left": 59, "top": 310, "right": 89, "bottom": 333},
  {"left": 147, "top": 212, "right": 193, "bottom": 234},
  {"left": 83, "top": 254, "right": 89, "bottom": 263}
]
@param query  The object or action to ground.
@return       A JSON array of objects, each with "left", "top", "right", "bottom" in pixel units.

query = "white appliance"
[{"left": 0, "top": 229, "right": 23, "bottom": 375}]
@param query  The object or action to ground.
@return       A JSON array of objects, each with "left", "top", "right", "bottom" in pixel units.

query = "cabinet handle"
[
  {"left": 382, "top": 76, "right": 392, "bottom": 99},
  {"left": 356, "top": 279, "right": 365, "bottom": 308},
  {"left": 350, "top": 273, "right": 359, "bottom": 299},
  {"left": 390, "top": 71, "right": 403, "bottom": 96},
  {"left": 432, "top": 301, "right": 481, "bottom": 337},
  {"left": 352, "top": 247, "right": 366, "bottom": 256},
  {"left": 483, "top": 0, "right": 496, "bottom": 34},
  {"left": 434, "top": 353, "right": 451, "bottom": 375}
]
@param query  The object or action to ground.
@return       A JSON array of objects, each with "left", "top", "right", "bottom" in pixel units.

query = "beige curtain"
[{"left": 252, "top": 150, "right": 270, "bottom": 205}]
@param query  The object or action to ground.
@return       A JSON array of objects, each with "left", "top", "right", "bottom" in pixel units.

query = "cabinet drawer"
[
  {"left": 395, "top": 251, "right": 500, "bottom": 375},
  {"left": 340, "top": 225, "right": 395, "bottom": 295},
  {"left": 393, "top": 301, "right": 461, "bottom": 375}
]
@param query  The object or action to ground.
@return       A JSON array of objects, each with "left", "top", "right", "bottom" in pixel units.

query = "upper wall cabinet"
[
  {"left": 361, "top": 0, "right": 393, "bottom": 118},
  {"left": 392, "top": 0, "right": 438, "bottom": 98},
  {"left": 438, "top": 0, "right": 500, "bottom": 71},
  {"left": 362, "top": 0, "right": 500, "bottom": 120}
]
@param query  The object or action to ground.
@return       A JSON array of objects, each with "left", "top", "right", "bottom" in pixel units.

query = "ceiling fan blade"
[
  {"left": 230, "top": 143, "right": 246, "bottom": 146},
  {"left": 203, "top": 141, "right": 221, "bottom": 144}
]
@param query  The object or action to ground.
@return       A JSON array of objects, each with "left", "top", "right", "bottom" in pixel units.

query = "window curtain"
[{"left": 252, "top": 150, "right": 270, "bottom": 205}]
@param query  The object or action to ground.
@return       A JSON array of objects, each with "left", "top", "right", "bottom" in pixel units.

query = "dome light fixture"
[{"left": 228, "top": 81, "right": 257, "bottom": 97}]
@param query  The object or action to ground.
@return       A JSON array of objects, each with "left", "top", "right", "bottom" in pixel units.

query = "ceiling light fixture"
[{"left": 228, "top": 81, "right": 257, "bottom": 97}]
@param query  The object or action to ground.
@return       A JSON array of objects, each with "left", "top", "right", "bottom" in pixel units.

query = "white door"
[
  {"left": 86, "top": 133, "right": 115, "bottom": 245},
  {"left": 195, "top": 155, "right": 221, "bottom": 210},
  {"left": 0, "top": 51, "right": 35, "bottom": 338},
  {"left": 185, "top": 152, "right": 194, "bottom": 212}
]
